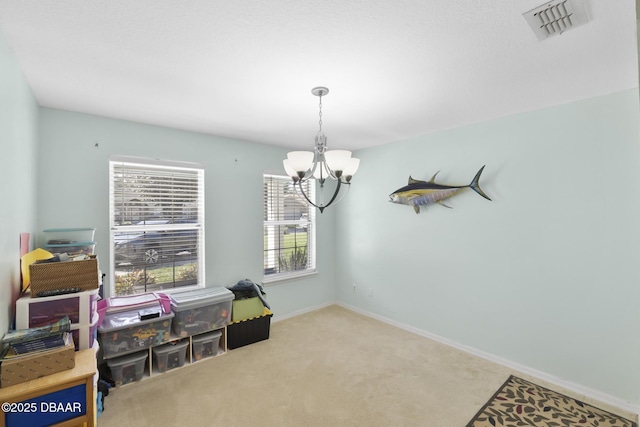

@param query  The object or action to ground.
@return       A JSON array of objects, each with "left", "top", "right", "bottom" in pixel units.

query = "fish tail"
[{"left": 469, "top": 165, "right": 492, "bottom": 201}]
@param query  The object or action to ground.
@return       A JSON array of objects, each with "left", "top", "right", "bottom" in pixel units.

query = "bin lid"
[
  {"left": 170, "top": 287, "right": 234, "bottom": 311},
  {"left": 43, "top": 227, "right": 96, "bottom": 232},
  {"left": 152, "top": 339, "right": 189, "bottom": 354},
  {"left": 191, "top": 330, "right": 222, "bottom": 343},
  {"left": 106, "top": 351, "right": 148, "bottom": 366},
  {"left": 98, "top": 308, "right": 174, "bottom": 332},
  {"left": 44, "top": 241, "right": 96, "bottom": 248},
  {"left": 106, "top": 292, "right": 161, "bottom": 312}
]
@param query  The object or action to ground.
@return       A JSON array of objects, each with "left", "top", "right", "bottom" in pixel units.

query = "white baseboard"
[
  {"left": 271, "top": 301, "right": 334, "bottom": 323},
  {"left": 335, "top": 301, "right": 640, "bottom": 419}
]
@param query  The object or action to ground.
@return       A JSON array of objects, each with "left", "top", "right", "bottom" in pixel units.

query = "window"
[
  {"left": 263, "top": 173, "right": 316, "bottom": 282},
  {"left": 109, "top": 156, "right": 204, "bottom": 296}
]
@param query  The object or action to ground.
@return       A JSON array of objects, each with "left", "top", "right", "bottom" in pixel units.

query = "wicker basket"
[{"left": 29, "top": 257, "right": 99, "bottom": 297}]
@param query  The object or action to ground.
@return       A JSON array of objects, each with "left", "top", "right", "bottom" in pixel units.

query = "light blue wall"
[
  {"left": 0, "top": 30, "right": 39, "bottom": 335},
  {"left": 335, "top": 89, "right": 640, "bottom": 404},
  {"left": 37, "top": 108, "right": 337, "bottom": 316}
]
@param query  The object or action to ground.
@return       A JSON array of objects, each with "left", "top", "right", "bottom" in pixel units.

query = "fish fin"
[
  {"left": 437, "top": 201, "right": 453, "bottom": 209},
  {"left": 409, "top": 173, "right": 438, "bottom": 185},
  {"left": 408, "top": 176, "right": 426, "bottom": 185},
  {"left": 413, "top": 205, "right": 420, "bottom": 214},
  {"left": 469, "top": 165, "right": 492, "bottom": 201}
]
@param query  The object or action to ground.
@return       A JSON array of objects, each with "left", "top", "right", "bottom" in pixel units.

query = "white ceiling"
[{"left": 0, "top": 0, "right": 637, "bottom": 151}]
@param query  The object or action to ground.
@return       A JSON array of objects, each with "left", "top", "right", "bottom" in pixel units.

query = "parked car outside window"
[{"left": 114, "top": 219, "right": 198, "bottom": 266}]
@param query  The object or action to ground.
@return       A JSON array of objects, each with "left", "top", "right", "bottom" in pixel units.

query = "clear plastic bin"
[
  {"left": 191, "top": 330, "right": 222, "bottom": 361},
  {"left": 43, "top": 227, "right": 96, "bottom": 244},
  {"left": 152, "top": 340, "right": 188, "bottom": 373},
  {"left": 99, "top": 309, "right": 174, "bottom": 358},
  {"left": 170, "top": 287, "right": 234, "bottom": 337},
  {"left": 44, "top": 241, "right": 95, "bottom": 257},
  {"left": 107, "top": 351, "right": 148, "bottom": 386}
]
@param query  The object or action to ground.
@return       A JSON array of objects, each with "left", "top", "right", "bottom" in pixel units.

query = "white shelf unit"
[
  {"left": 148, "top": 327, "right": 227, "bottom": 377},
  {"left": 101, "top": 326, "right": 227, "bottom": 386}
]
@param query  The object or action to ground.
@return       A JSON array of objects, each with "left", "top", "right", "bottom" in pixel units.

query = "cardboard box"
[
  {"left": 1, "top": 339, "right": 75, "bottom": 388},
  {"left": 231, "top": 297, "right": 265, "bottom": 322}
]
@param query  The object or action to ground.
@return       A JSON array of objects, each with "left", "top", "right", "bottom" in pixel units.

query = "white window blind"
[
  {"left": 109, "top": 156, "right": 205, "bottom": 296},
  {"left": 263, "top": 173, "right": 316, "bottom": 282}
]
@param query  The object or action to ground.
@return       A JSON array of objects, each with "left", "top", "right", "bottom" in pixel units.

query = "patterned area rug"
[{"left": 467, "top": 375, "right": 637, "bottom": 427}]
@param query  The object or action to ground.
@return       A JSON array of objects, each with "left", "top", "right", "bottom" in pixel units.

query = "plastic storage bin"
[
  {"left": 101, "top": 292, "right": 171, "bottom": 313},
  {"left": 98, "top": 309, "right": 174, "bottom": 358},
  {"left": 106, "top": 351, "right": 148, "bottom": 386},
  {"left": 43, "top": 241, "right": 96, "bottom": 257},
  {"left": 97, "top": 292, "right": 171, "bottom": 327},
  {"left": 191, "top": 330, "right": 222, "bottom": 361},
  {"left": 170, "top": 287, "right": 234, "bottom": 337},
  {"left": 227, "top": 309, "right": 273, "bottom": 350},
  {"left": 70, "top": 313, "right": 100, "bottom": 351},
  {"left": 152, "top": 340, "right": 188, "bottom": 373},
  {"left": 16, "top": 288, "right": 99, "bottom": 329},
  {"left": 43, "top": 228, "right": 96, "bottom": 244}
]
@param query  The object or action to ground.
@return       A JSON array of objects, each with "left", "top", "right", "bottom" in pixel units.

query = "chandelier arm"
[
  {"left": 296, "top": 180, "right": 321, "bottom": 210},
  {"left": 320, "top": 178, "right": 342, "bottom": 210},
  {"left": 291, "top": 182, "right": 309, "bottom": 204},
  {"left": 304, "top": 151, "right": 321, "bottom": 181},
  {"left": 296, "top": 178, "right": 343, "bottom": 214},
  {"left": 329, "top": 180, "right": 351, "bottom": 206}
]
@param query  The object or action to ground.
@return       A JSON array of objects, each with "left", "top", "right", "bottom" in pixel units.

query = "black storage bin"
[{"left": 227, "top": 310, "right": 272, "bottom": 349}]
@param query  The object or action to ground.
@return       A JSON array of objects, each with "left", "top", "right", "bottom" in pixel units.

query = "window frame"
[
  {"left": 263, "top": 172, "right": 317, "bottom": 284},
  {"left": 109, "top": 155, "right": 205, "bottom": 296}
]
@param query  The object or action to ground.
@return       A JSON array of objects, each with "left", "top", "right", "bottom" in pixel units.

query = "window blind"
[
  {"left": 109, "top": 157, "right": 205, "bottom": 295},
  {"left": 263, "top": 174, "right": 316, "bottom": 280}
]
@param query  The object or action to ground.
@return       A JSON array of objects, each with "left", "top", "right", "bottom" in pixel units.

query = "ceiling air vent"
[{"left": 523, "top": 0, "right": 590, "bottom": 41}]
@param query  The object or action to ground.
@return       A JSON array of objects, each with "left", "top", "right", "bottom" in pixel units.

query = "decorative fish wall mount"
[{"left": 389, "top": 166, "right": 491, "bottom": 214}]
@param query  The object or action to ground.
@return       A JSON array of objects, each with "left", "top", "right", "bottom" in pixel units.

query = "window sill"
[{"left": 262, "top": 270, "right": 317, "bottom": 286}]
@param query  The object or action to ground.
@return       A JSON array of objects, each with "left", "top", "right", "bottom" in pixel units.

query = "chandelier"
[{"left": 282, "top": 87, "right": 360, "bottom": 213}]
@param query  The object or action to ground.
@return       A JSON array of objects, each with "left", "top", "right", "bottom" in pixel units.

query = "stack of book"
[
  {"left": 0, "top": 316, "right": 77, "bottom": 387},
  {"left": 1, "top": 316, "right": 73, "bottom": 359}
]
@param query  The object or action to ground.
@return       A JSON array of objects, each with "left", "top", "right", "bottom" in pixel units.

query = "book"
[
  {"left": 11, "top": 334, "right": 67, "bottom": 355},
  {"left": 1, "top": 316, "right": 71, "bottom": 346},
  {"left": 2, "top": 332, "right": 72, "bottom": 359}
]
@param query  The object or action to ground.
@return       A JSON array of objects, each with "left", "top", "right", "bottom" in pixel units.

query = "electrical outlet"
[
  {"left": 352, "top": 283, "right": 357, "bottom": 293},
  {"left": 368, "top": 287, "right": 374, "bottom": 297}
]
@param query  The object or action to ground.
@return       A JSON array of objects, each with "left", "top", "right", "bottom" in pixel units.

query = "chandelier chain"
[{"left": 318, "top": 93, "right": 323, "bottom": 134}]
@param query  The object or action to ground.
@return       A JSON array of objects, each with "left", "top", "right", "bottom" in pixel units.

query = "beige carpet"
[{"left": 97, "top": 305, "right": 637, "bottom": 427}]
